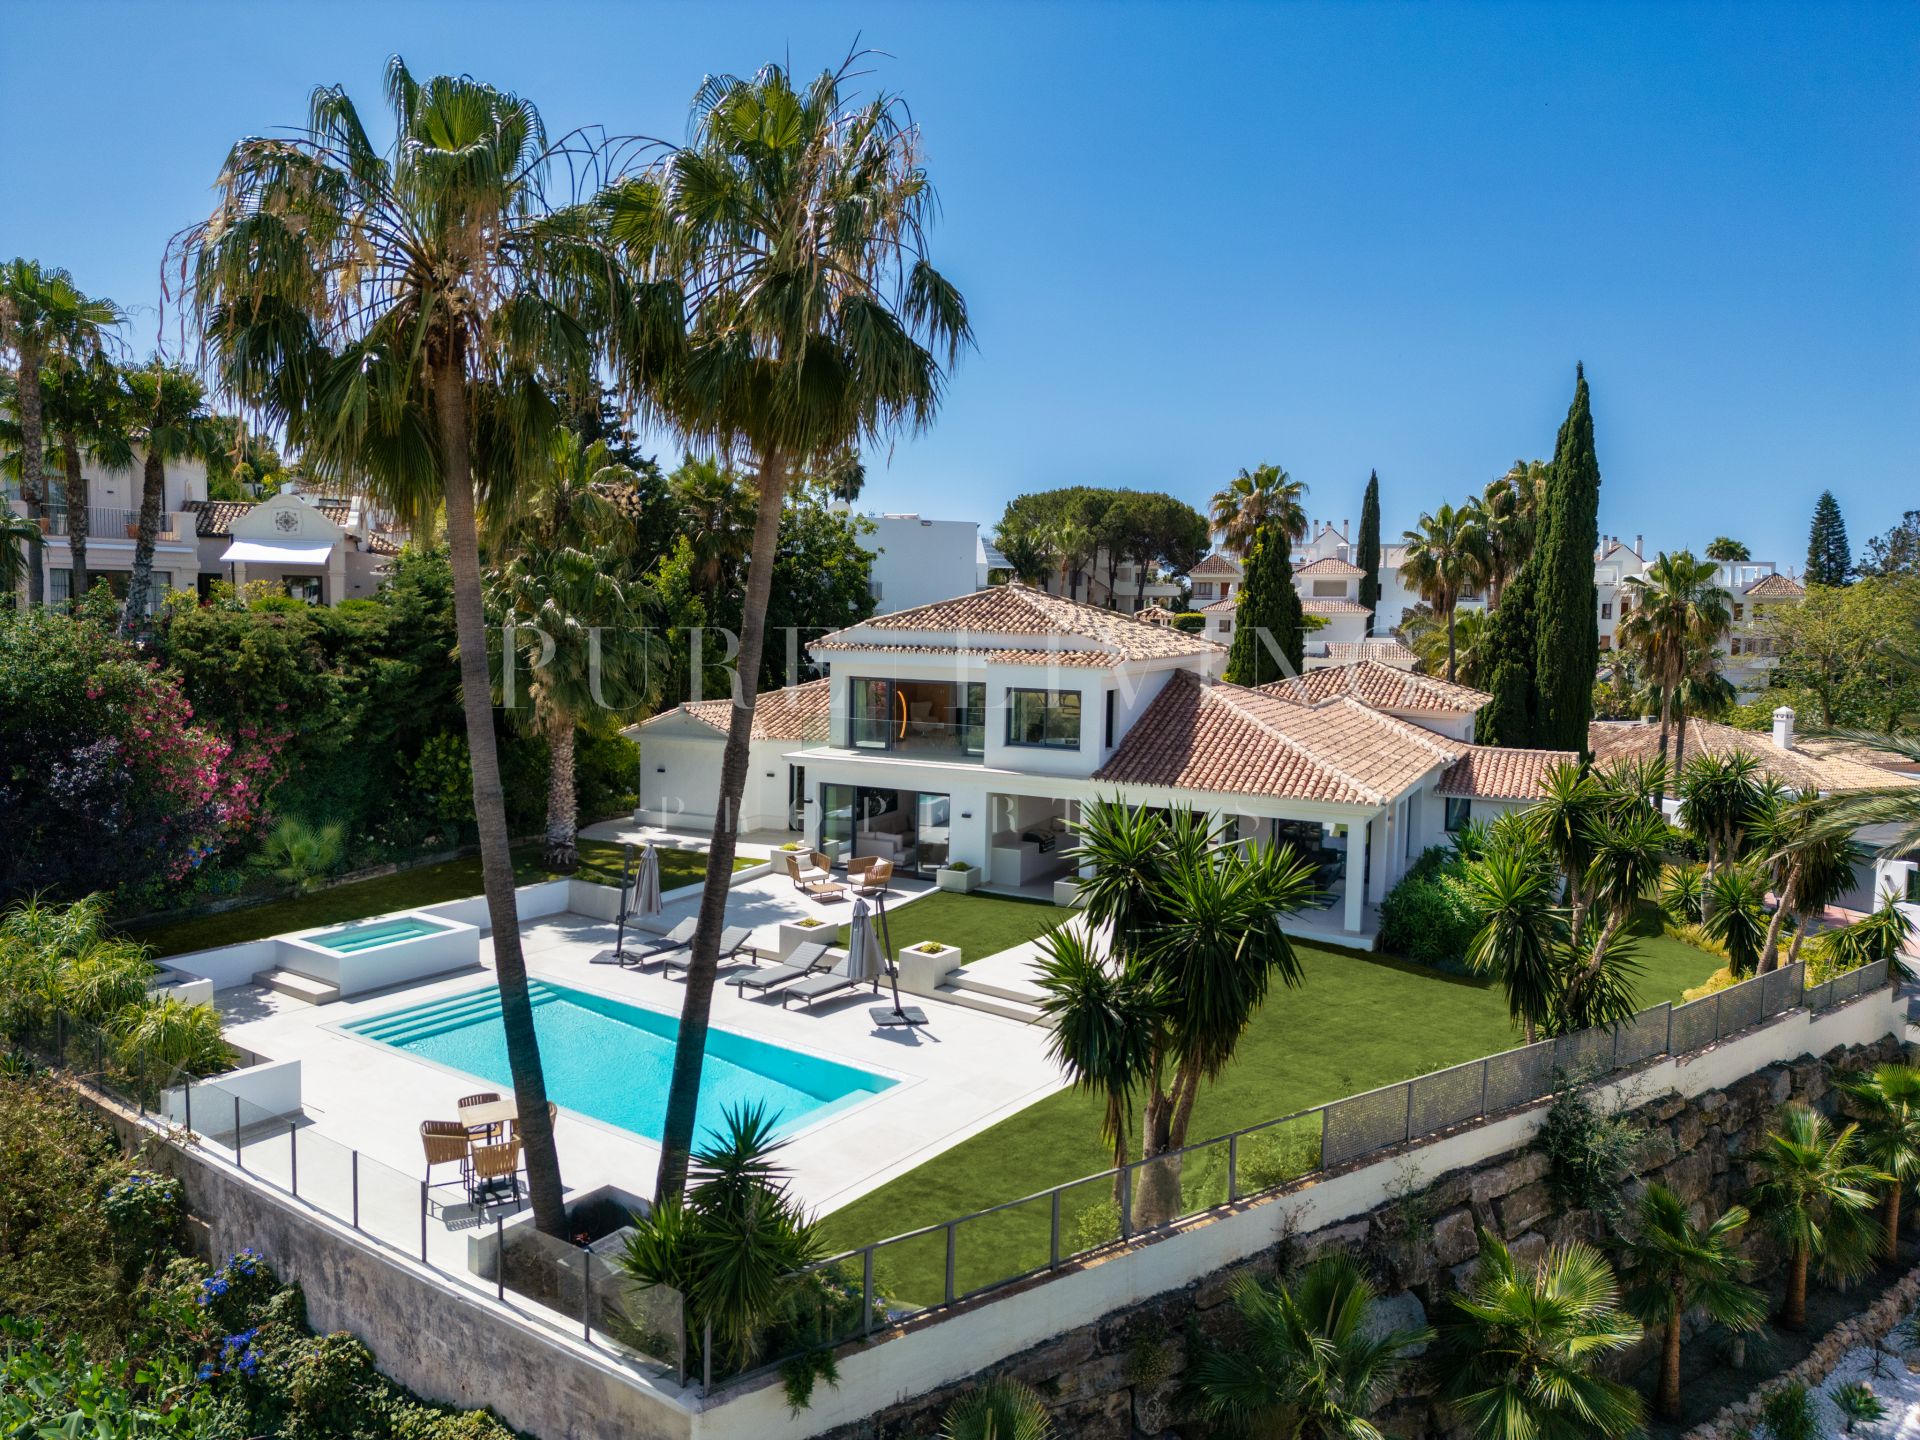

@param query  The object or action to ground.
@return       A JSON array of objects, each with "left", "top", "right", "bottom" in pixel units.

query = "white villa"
[
  {"left": 6, "top": 454, "right": 404, "bottom": 607},
  {"left": 1720, "top": 564, "right": 1804, "bottom": 692},
  {"left": 630, "top": 584, "right": 1570, "bottom": 940}
]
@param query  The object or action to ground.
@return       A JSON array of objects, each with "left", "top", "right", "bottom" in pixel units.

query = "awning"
[{"left": 219, "top": 540, "right": 335, "bottom": 566}]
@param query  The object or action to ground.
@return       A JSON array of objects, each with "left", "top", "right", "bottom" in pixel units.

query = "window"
[
  {"left": 285, "top": 575, "right": 322, "bottom": 605},
  {"left": 48, "top": 568, "right": 71, "bottom": 604},
  {"left": 850, "top": 677, "right": 891, "bottom": 749},
  {"left": 1311, "top": 579, "right": 1347, "bottom": 597},
  {"left": 1600, "top": 601, "right": 1611, "bottom": 619},
  {"left": 1905, "top": 865, "right": 1919, "bottom": 905},
  {"left": 1598, "top": 634, "right": 1611, "bottom": 651},
  {"left": 1219, "top": 619, "right": 1233, "bottom": 634},
  {"left": 1007, "top": 688, "right": 1081, "bottom": 748},
  {"left": 1733, "top": 603, "right": 1744, "bottom": 621},
  {"left": 1445, "top": 797, "right": 1472, "bottom": 832},
  {"left": 1194, "top": 581, "right": 1213, "bottom": 600},
  {"left": 1730, "top": 638, "right": 1742, "bottom": 656},
  {"left": 1103, "top": 689, "right": 1116, "bottom": 749}
]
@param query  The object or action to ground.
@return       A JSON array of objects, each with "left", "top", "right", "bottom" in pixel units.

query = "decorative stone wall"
[{"left": 819, "top": 1034, "right": 1907, "bottom": 1440}]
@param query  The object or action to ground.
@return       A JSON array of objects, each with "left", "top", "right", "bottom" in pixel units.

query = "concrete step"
[
  {"left": 933, "top": 981, "right": 1047, "bottom": 1026},
  {"left": 944, "top": 968, "right": 1049, "bottom": 1007},
  {"left": 256, "top": 968, "right": 341, "bottom": 1006}
]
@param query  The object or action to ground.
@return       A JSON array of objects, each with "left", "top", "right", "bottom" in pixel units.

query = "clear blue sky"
[{"left": 5, "top": 2, "right": 1915, "bottom": 563}]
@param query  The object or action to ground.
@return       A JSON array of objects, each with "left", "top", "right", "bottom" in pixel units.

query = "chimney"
[
  {"left": 1634, "top": 534, "right": 1644, "bottom": 556},
  {"left": 1342, "top": 519, "right": 1350, "bottom": 541},
  {"left": 1772, "top": 705, "right": 1795, "bottom": 751}
]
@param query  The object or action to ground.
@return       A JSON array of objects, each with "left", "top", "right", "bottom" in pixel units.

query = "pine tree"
[
  {"left": 1355, "top": 469, "right": 1382, "bottom": 634},
  {"left": 1805, "top": 490, "right": 1851, "bottom": 586},
  {"left": 1477, "top": 366, "right": 1601, "bottom": 751},
  {"left": 1224, "top": 523, "right": 1304, "bottom": 685}
]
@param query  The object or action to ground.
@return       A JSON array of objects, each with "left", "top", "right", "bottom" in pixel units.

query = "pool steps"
[
  {"left": 348, "top": 982, "right": 563, "bottom": 1046},
  {"left": 257, "top": 968, "right": 342, "bottom": 1006}
]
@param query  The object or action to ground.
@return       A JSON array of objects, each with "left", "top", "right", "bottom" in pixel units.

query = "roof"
[
  {"left": 1437, "top": 746, "right": 1576, "bottom": 801},
  {"left": 814, "top": 583, "right": 1221, "bottom": 662},
  {"left": 363, "top": 533, "right": 403, "bottom": 556},
  {"left": 184, "top": 497, "right": 349, "bottom": 536},
  {"left": 1301, "top": 597, "right": 1370, "bottom": 616},
  {"left": 1323, "top": 639, "right": 1418, "bottom": 670},
  {"left": 1588, "top": 720, "right": 1919, "bottom": 794},
  {"left": 1295, "top": 556, "right": 1364, "bottom": 577},
  {"left": 809, "top": 641, "right": 1125, "bottom": 667},
  {"left": 1186, "top": 553, "right": 1243, "bottom": 578},
  {"left": 1199, "top": 597, "right": 1238, "bottom": 614},
  {"left": 1744, "top": 573, "right": 1805, "bottom": 599},
  {"left": 1262, "top": 660, "right": 1490, "bottom": 714},
  {"left": 1094, "top": 670, "right": 1461, "bottom": 806},
  {"left": 1135, "top": 604, "right": 1176, "bottom": 626},
  {"left": 641, "top": 678, "right": 832, "bottom": 743}
]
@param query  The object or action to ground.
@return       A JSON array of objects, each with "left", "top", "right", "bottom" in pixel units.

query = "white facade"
[
  {"left": 861, "top": 513, "right": 989, "bottom": 615},
  {"left": 1593, "top": 536, "right": 1649, "bottom": 655}
]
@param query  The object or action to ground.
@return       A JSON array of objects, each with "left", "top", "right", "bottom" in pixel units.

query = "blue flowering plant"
[
  {"left": 195, "top": 1249, "right": 277, "bottom": 1333},
  {"left": 101, "top": 1169, "right": 184, "bottom": 1268}
]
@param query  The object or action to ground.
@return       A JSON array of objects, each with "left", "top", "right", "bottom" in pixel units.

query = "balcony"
[
  {"left": 850, "top": 719, "right": 986, "bottom": 763},
  {"left": 41, "top": 506, "right": 185, "bottom": 544}
]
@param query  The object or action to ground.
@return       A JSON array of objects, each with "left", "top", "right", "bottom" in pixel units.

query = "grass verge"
[{"left": 834, "top": 889, "right": 1066, "bottom": 963}]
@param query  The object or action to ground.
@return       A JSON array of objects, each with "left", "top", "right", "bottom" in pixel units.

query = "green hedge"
[{"left": 1377, "top": 845, "right": 1480, "bottom": 971}]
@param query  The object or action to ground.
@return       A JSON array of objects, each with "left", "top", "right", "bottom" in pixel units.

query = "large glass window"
[
  {"left": 1007, "top": 688, "right": 1082, "bottom": 749},
  {"left": 845, "top": 678, "right": 983, "bottom": 759},
  {"left": 850, "top": 678, "right": 891, "bottom": 749},
  {"left": 1445, "top": 797, "right": 1472, "bottom": 832}
]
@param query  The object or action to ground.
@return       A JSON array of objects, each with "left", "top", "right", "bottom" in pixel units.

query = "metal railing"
[
  {"left": 42, "top": 505, "right": 184, "bottom": 541},
  {"left": 778, "top": 956, "right": 1889, "bottom": 1363}
]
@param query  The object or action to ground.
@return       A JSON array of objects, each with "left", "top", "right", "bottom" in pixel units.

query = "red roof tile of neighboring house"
[
  {"left": 1744, "top": 573, "right": 1805, "bottom": 599},
  {"left": 1295, "top": 556, "right": 1364, "bottom": 577},
  {"left": 183, "top": 497, "right": 350, "bottom": 536},
  {"left": 1185, "top": 553, "right": 1243, "bottom": 578},
  {"left": 1588, "top": 720, "right": 1916, "bottom": 793},
  {"left": 1301, "top": 598, "right": 1370, "bottom": 616}
]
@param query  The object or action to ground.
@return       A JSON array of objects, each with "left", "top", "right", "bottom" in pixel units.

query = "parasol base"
[
  {"left": 869, "top": 1004, "right": 929, "bottom": 1029},
  {"left": 589, "top": 948, "right": 629, "bottom": 966}
]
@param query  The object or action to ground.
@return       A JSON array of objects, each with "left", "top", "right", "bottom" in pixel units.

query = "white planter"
[
  {"left": 1053, "top": 878, "right": 1087, "bottom": 908},
  {"left": 896, "top": 943, "right": 962, "bottom": 996},
  {"left": 936, "top": 866, "right": 979, "bottom": 894},
  {"left": 777, "top": 918, "right": 836, "bottom": 961}
]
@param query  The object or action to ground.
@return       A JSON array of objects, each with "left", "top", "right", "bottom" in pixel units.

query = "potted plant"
[
  {"left": 776, "top": 914, "right": 832, "bottom": 961},
  {"left": 896, "top": 940, "right": 962, "bottom": 994},
  {"left": 936, "top": 859, "right": 978, "bottom": 894}
]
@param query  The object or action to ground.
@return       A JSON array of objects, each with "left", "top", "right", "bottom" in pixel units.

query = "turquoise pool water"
[
  {"left": 311, "top": 916, "right": 451, "bottom": 955},
  {"left": 343, "top": 981, "right": 895, "bottom": 1143}
]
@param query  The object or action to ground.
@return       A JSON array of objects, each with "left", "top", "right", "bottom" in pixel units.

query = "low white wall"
[
  {"left": 149, "top": 974, "right": 216, "bottom": 1007},
  {"left": 162, "top": 1057, "right": 303, "bottom": 1128},
  {"left": 418, "top": 878, "right": 572, "bottom": 930},
  {"left": 167, "top": 938, "right": 280, "bottom": 992},
  {"left": 702, "top": 987, "right": 1910, "bottom": 1439}
]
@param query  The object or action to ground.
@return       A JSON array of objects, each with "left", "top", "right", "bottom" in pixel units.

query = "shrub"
[
  {"left": 1378, "top": 848, "right": 1480, "bottom": 969},
  {"left": 113, "top": 995, "right": 234, "bottom": 1078},
  {"left": 1536, "top": 1085, "right": 1650, "bottom": 1224},
  {"left": 100, "top": 1169, "right": 184, "bottom": 1264},
  {"left": 1169, "top": 611, "right": 1206, "bottom": 633},
  {"left": 259, "top": 817, "right": 347, "bottom": 895},
  {"left": 1832, "top": 1380, "right": 1886, "bottom": 1434},
  {"left": 196, "top": 1249, "right": 280, "bottom": 1334},
  {"left": 1071, "top": 1197, "right": 1121, "bottom": 1252},
  {"left": 286, "top": 1332, "right": 380, "bottom": 1436},
  {"left": 1759, "top": 1381, "right": 1819, "bottom": 1440}
]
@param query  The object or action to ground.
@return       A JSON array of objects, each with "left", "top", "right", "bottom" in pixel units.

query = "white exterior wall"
[
  {"left": 637, "top": 731, "right": 793, "bottom": 832},
  {"left": 862, "top": 515, "right": 986, "bottom": 614}
]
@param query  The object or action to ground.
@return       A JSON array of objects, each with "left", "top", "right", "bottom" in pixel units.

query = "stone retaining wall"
[{"left": 819, "top": 1033, "right": 1909, "bottom": 1440}]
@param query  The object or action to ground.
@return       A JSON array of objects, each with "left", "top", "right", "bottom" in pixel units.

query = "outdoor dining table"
[{"left": 458, "top": 1098, "right": 518, "bottom": 1140}]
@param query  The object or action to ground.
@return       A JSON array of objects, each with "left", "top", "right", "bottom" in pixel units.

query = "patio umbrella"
[
  {"left": 845, "top": 898, "right": 879, "bottom": 986},
  {"left": 634, "top": 844, "right": 663, "bottom": 919},
  {"left": 866, "top": 893, "right": 929, "bottom": 1030}
]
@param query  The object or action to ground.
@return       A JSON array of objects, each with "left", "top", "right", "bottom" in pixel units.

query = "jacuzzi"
[{"left": 280, "top": 911, "right": 479, "bottom": 997}]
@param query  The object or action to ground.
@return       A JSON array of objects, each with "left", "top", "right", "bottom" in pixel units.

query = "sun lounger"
[
  {"left": 620, "top": 917, "right": 697, "bottom": 969},
  {"left": 780, "top": 960, "right": 870, "bottom": 1010},
  {"left": 661, "top": 926, "right": 756, "bottom": 976},
  {"left": 728, "top": 941, "right": 833, "bottom": 997}
]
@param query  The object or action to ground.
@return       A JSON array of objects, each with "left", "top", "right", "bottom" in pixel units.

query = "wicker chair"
[
  {"left": 419, "top": 1120, "right": 471, "bottom": 1187},
  {"left": 854, "top": 858, "right": 894, "bottom": 897},
  {"left": 468, "top": 1137, "right": 523, "bottom": 1208}
]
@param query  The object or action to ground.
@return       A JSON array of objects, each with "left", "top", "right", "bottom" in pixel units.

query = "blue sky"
[{"left": 4, "top": 2, "right": 1915, "bottom": 563}]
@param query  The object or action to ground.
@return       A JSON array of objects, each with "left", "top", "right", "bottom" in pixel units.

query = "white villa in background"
[
  {"left": 630, "top": 584, "right": 1570, "bottom": 939},
  {"left": 5, "top": 454, "right": 404, "bottom": 607}
]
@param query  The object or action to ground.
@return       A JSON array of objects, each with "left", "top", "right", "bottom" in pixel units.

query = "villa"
[
  {"left": 631, "top": 584, "right": 1572, "bottom": 939},
  {"left": 6, "top": 454, "right": 405, "bottom": 607}
]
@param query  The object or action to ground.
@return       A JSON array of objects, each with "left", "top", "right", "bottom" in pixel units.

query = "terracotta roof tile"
[
  {"left": 1198, "top": 597, "right": 1238, "bottom": 614},
  {"left": 815, "top": 583, "right": 1220, "bottom": 661},
  {"left": 1185, "top": 553, "right": 1243, "bottom": 578},
  {"left": 1295, "top": 556, "right": 1364, "bottom": 577},
  {"left": 809, "top": 641, "right": 1125, "bottom": 667},
  {"left": 1588, "top": 720, "right": 1918, "bottom": 793},
  {"left": 1744, "top": 573, "right": 1805, "bottom": 599},
  {"left": 1301, "top": 597, "right": 1369, "bottom": 616},
  {"left": 1094, "top": 671, "right": 1460, "bottom": 805},
  {"left": 1322, "top": 640, "right": 1418, "bottom": 670},
  {"left": 1260, "top": 661, "right": 1490, "bottom": 714},
  {"left": 183, "top": 497, "right": 350, "bottom": 536},
  {"left": 651, "top": 678, "right": 832, "bottom": 742},
  {"left": 1438, "top": 746, "right": 1576, "bottom": 800}
]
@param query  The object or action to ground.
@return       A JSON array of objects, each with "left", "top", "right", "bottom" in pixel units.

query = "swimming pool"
[
  {"left": 343, "top": 981, "right": 896, "bottom": 1144},
  {"left": 309, "top": 916, "right": 455, "bottom": 955}
]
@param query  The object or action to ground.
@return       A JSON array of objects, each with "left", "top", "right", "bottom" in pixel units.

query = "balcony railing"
[
  {"left": 42, "top": 506, "right": 183, "bottom": 542},
  {"left": 841, "top": 720, "right": 986, "bottom": 763}
]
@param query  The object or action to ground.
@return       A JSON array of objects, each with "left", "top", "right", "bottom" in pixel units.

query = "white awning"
[{"left": 219, "top": 540, "right": 335, "bottom": 566}]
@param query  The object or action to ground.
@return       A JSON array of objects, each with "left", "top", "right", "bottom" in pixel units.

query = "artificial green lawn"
[
  {"left": 123, "top": 840, "right": 745, "bottom": 958},
  {"left": 817, "top": 930, "right": 1726, "bottom": 1302},
  {"left": 832, "top": 890, "right": 1067, "bottom": 963}
]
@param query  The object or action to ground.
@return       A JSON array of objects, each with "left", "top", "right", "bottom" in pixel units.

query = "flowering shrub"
[
  {"left": 100, "top": 1169, "right": 183, "bottom": 1262},
  {"left": 196, "top": 1249, "right": 277, "bottom": 1333}
]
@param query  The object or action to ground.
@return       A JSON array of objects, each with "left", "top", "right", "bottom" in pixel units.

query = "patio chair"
[
  {"left": 468, "top": 1136, "right": 522, "bottom": 1209},
  {"left": 728, "top": 941, "right": 834, "bottom": 998},
  {"left": 853, "top": 858, "right": 894, "bottom": 898},
  {"left": 781, "top": 958, "right": 871, "bottom": 1011},
  {"left": 621, "top": 916, "right": 697, "bottom": 969},
  {"left": 420, "top": 1120, "right": 471, "bottom": 1187},
  {"left": 784, "top": 852, "right": 840, "bottom": 897},
  {"left": 661, "top": 926, "right": 757, "bottom": 977}
]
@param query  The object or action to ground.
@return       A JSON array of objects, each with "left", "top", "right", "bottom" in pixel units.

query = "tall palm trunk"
[
  {"left": 1782, "top": 1245, "right": 1809, "bottom": 1329},
  {"left": 1758, "top": 857, "right": 1800, "bottom": 973},
  {"left": 432, "top": 353, "right": 566, "bottom": 1235},
  {"left": 1654, "top": 677, "right": 1675, "bottom": 804},
  {"left": 1884, "top": 1181, "right": 1903, "bottom": 1265},
  {"left": 1444, "top": 597, "right": 1458, "bottom": 682},
  {"left": 60, "top": 433, "right": 89, "bottom": 598},
  {"left": 121, "top": 451, "right": 166, "bottom": 630},
  {"left": 655, "top": 448, "right": 789, "bottom": 1202},
  {"left": 1658, "top": 1295, "right": 1683, "bottom": 1419},
  {"left": 543, "top": 711, "right": 578, "bottom": 872},
  {"left": 14, "top": 349, "right": 46, "bottom": 605}
]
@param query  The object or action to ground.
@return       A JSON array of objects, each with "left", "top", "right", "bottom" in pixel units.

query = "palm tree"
[
  {"left": 1705, "top": 536, "right": 1749, "bottom": 562},
  {"left": 1188, "top": 1253, "right": 1432, "bottom": 1438},
  {"left": 1439, "top": 1230, "right": 1643, "bottom": 1440},
  {"left": 1461, "top": 835, "right": 1562, "bottom": 1042},
  {"left": 1466, "top": 479, "right": 1525, "bottom": 609},
  {"left": 1618, "top": 552, "right": 1731, "bottom": 795},
  {"left": 1211, "top": 463, "right": 1307, "bottom": 558},
  {"left": 120, "top": 362, "right": 218, "bottom": 629},
  {"left": 39, "top": 356, "right": 131, "bottom": 599},
  {"left": 1839, "top": 1064, "right": 1920, "bottom": 1266},
  {"left": 176, "top": 59, "right": 658, "bottom": 1234},
  {"left": 1398, "top": 503, "right": 1485, "bottom": 681},
  {"left": 0, "top": 259, "right": 122, "bottom": 605},
  {"left": 1805, "top": 729, "right": 1920, "bottom": 863},
  {"left": 1677, "top": 751, "right": 1767, "bottom": 898},
  {"left": 1702, "top": 863, "right": 1771, "bottom": 977},
  {"left": 1050, "top": 515, "right": 1094, "bottom": 602},
  {"left": 0, "top": 510, "right": 37, "bottom": 601},
  {"left": 1748, "top": 1103, "right": 1884, "bottom": 1329},
  {"left": 1617, "top": 1184, "right": 1765, "bottom": 1419},
  {"left": 992, "top": 515, "right": 1056, "bottom": 588},
  {"left": 1668, "top": 640, "right": 1735, "bottom": 778},
  {"left": 1751, "top": 795, "right": 1862, "bottom": 972},
  {"left": 667, "top": 454, "right": 756, "bottom": 593},
  {"left": 1037, "top": 802, "right": 1317, "bottom": 1225},
  {"left": 604, "top": 55, "right": 970, "bottom": 1202},
  {"left": 1404, "top": 605, "right": 1492, "bottom": 684},
  {"left": 939, "top": 1379, "right": 1055, "bottom": 1440}
]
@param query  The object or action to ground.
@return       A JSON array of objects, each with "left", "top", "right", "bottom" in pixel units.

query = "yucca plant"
[
  {"left": 113, "top": 996, "right": 233, "bottom": 1078},
  {"left": 1659, "top": 862, "right": 1706, "bottom": 925},
  {"left": 1701, "top": 863, "right": 1770, "bottom": 978}
]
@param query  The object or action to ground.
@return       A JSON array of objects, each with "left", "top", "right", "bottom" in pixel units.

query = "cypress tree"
[
  {"left": 1355, "top": 470, "right": 1382, "bottom": 634},
  {"left": 1477, "top": 365, "right": 1600, "bottom": 751},
  {"left": 1804, "top": 490, "right": 1851, "bottom": 586},
  {"left": 1223, "top": 523, "right": 1304, "bottom": 685}
]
